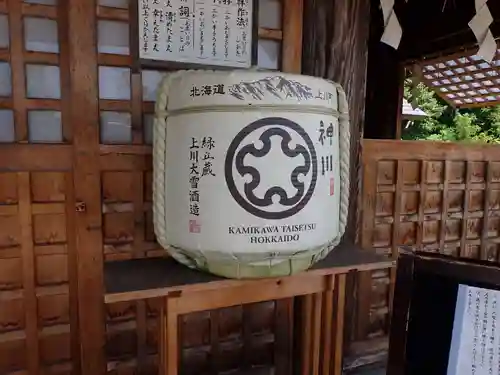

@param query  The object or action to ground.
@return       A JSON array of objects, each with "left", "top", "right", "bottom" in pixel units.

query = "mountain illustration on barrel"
[{"left": 229, "top": 76, "right": 317, "bottom": 101}]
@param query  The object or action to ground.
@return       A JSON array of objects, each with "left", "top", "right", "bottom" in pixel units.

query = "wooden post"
[
  {"left": 68, "top": 0, "right": 106, "bottom": 374},
  {"left": 302, "top": 0, "right": 371, "bottom": 366},
  {"left": 282, "top": 0, "right": 303, "bottom": 73},
  {"left": 363, "top": 3, "right": 404, "bottom": 140},
  {"left": 302, "top": 0, "right": 370, "bottom": 242}
]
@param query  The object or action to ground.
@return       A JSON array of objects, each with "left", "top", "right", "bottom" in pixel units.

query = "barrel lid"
[{"left": 159, "top": 70, "right": 339, "bottom": 112}]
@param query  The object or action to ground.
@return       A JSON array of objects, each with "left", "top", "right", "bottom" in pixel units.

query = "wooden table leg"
[
  {"left": 332, "top": 274, "right": 346, "bottom": 375},
  {"left": 160, "top": 301, "right": 166, "bottom": 375},
  {"left": 311, "top": 293, "right": 323, "bottom": 375},
  {"left": 275, "top": 298, "right": 294, "bottom": 375},
  {"left": 320, "top": 276, "right": 335, "bottom": 375},
  {"left": 300, "top": 294, "right": 313, "bottom": 375},
  {"left": 160, "top": 297, "right": 179, "bottom": 375},
  {"left": 301, "top": 278, "right": 331, "bottom": 375}
]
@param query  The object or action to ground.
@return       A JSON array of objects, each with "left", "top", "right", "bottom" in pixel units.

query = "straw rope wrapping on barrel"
[{"left": 153, "top": 71, "right": 351, "bottom": 279}]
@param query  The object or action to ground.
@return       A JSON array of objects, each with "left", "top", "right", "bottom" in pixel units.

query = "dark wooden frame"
[
  {"left": 387, "top": 247, "right": 500, "bottom": 375},
  {"left": 386, "top": 249, "right": 414, "bottom": 375}
]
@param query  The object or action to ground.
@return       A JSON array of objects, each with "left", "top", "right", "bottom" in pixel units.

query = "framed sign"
[
  {"left": 388, "top": 248, "right": 500, "bottom": 375},
  {"left": 138, "top": 0, "right": 256, "bottom": 68}
]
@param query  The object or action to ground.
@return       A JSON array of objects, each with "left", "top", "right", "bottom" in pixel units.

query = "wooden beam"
[
  {"left": 68, "top": 0, "right": 105, "bottom": 373},
  {"left": 363, "top": 139, "right": 500, "bottom": 161},
  {"left": 18, "top": 173, "right": 39, "bottom": 375},
  {"left": 0, "top": 145, "right": 72, "bottom": 171},
  {"left": 8, "top": 0, "right": 27, "bottom": 142},
  {"left": 259, "top": 27, "right": 283, "bottom": 41},
  {"left": 282, "top": 0, "right": 303, "bottom": 73}
]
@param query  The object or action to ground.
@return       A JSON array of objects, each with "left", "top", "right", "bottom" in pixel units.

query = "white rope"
[
  {"left": 153, "top": 71, "right": 197, "bottom": 267},
  {"left": 316, "top": 82, "right": 350, "bottom": 261},
  {"left": 153, "top": 70, "right": 351, "bottom": 272}
]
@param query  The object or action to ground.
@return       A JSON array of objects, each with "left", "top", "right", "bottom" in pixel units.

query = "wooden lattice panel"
[
  {"left": 0, "top": 0, "right": 78, "bottom": 373},
  {"left": 420, "top": 46, "right": 500, "bottom": 108},
  {"left": 356, "top": 139, "right": 500, "bottom": 352},
  {"left": 0, "top": 172, "right": 76, "bottom": 375},
  {"left": 368, "top": 158, "right": 500, "bottom": 259}
]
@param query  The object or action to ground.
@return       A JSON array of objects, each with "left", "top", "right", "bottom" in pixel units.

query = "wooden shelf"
[{"left": 104, "top": 242, "right": 394, "bottom": 303}]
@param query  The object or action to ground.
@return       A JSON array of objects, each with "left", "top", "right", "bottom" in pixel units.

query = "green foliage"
[{"left": 401, "top": 79, "right": 500, "bottom": 143}]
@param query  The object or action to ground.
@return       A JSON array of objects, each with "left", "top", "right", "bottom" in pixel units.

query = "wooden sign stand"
[{"left": 388, "top": 247, "right": 500, "bottom": 375}]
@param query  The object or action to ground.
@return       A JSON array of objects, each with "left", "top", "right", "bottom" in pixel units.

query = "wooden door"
[{"left": 0, "top": 0, "right": 303, "bottom": 374}]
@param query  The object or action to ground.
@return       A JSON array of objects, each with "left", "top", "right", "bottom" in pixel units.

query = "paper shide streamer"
[
  {"left": 380, "top": 0, "right": 497, "bottom": 63},
  {"left": 468, "top": 0, "right": 496, "bottom": 63},
  {"left": 380, "top": 0, "right": 402, "bottom": 50}
]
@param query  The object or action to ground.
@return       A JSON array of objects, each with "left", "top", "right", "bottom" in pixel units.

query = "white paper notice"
[
  {"left": 447, "top": 285, "right": 500, "bottom": 375},
  {"left": 139, "top": 0, "right": 253, "bottom": 68}
]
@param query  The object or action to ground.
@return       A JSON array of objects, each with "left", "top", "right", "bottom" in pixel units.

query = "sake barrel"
[{"left": 153, "top": 70, "right": 350, "bottom": 279}]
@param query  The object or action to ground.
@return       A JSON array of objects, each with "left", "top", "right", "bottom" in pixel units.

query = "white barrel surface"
[{"left": 153, "top": 70, "right": 350, "bottom": 278}]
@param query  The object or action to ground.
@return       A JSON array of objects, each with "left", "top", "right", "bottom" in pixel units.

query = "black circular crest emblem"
[{"left": 224, "top": 117, "right": 318, "bottom": 220}]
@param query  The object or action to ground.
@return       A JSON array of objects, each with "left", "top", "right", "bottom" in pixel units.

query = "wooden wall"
[
  {"left": 0, "top": 0, "right": 77, "bottom": 373},
  {"left": 0, "top": 0, "right": 302, "bottom": 374},
  {"left": 352, "top": 139, "right": 500, "bottom": 366}
]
